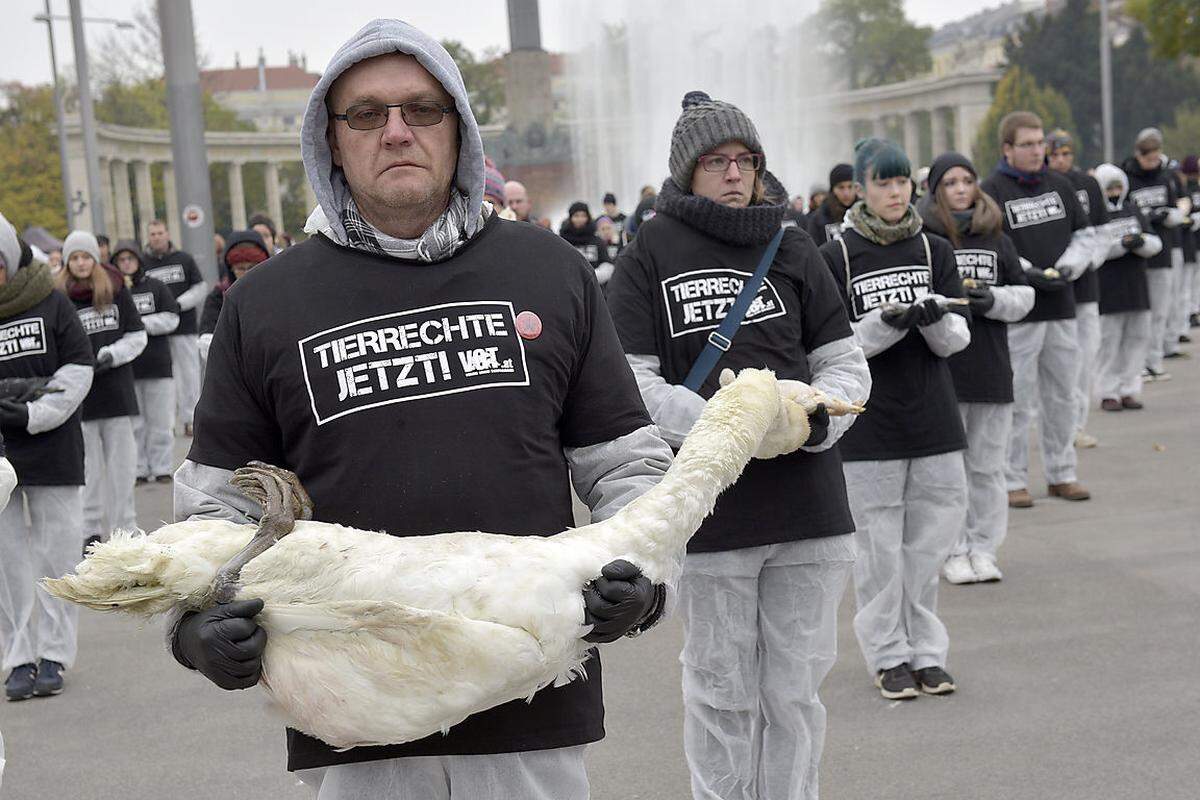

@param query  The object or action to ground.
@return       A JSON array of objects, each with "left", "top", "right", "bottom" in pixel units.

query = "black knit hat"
[
  {"left": 602, "top": 192, "right": 617, "bottom": 205},
  {"left": 669, "top": 90, "right": 763, "bottom": 192},
  {"left": 829, "top": 163, "right": 854, "bottom": 187},
  {"left": 568, "top": 201, "right": 591, "bottom": 219},
  {"left": 927, "top": 152, "right": 977, "bottom": 194}
]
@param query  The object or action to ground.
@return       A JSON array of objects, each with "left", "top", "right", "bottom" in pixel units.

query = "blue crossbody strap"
[{"left": 682, "top": 228, "right": 786, "bottom": 392}]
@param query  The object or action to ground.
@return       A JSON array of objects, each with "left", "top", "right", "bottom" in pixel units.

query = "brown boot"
[
  {"left": 1008, "top": 488, "right": 1034, "bottom": 508},
  {"left": 1048, "top": 482, "right": 1091, "bottom": 501}
]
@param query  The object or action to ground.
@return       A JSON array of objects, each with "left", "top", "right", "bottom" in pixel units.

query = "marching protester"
[
  {"left": 595, "top": 216, "right": 622, "bottom": 264},
  {"left": 176, "top": 19, "right": 674, "bottom": 798},
  {"left": 806, "top": 163, "right": 855, "bottom": 247},
  {"left": 1121, "top": 128, "right": 1188, "bottom": 381},
  {"left": 1169, "top": 156, "right": 1199, "bottom": 343},
  {"left": 559, "top": 201, "right": 614, "bottom": 285},
  {"left": 112, "top": 241, "right": 180, "bottom": 484},
  {"left": 0, "top": 213, "right": 94, "bottom": 700},
  {"left": 1093, "top": 163, "right": 1163, "bottom": 411},
  {"left": 248, "top": 213, "right": 280, "bottom": 255},
  {"left": 820, "top": 138, "right": 969, "bottom": 700},
  {"left": 624, "top": 184, "right": 658, "bottom": 240},
  {"left": 980, "top": 111, "right": 1095, "bottom": 508},
  {"left": 142, "top": 220, "right": 206, "bottom": 435},
  {"left": 1047, "top": 130, "right": 1109, "bottom": 448},
  {"left": 1182, "top": 156, "right": 1200, "bottom": 330},
  {"left": 918, "top": 153, "right": 1034, "bottom": 585},
  {"left": 198, "top": 230, "right": 271, "bottom": 364},
  {"left": 607, "top": 90, "right": 869, "bottom": 800},
  {"left": 601, "top": 192, "right": 626, "bottom": 234},
  {"left": 57, "top": 232, "right": 146, "bottom": 553}
]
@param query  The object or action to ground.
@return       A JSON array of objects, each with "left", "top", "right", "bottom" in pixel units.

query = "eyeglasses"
[
  {"left": 332, "top": 101, "right": 456, "bottom": 131},
  {"left": 697, "top": 152, "right": 764, "bottom": 173}
]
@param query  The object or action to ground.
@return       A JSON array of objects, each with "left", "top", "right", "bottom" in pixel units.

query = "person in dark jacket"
[
  {"left": 1181, "top": 155, "right": 1200, "bottom": 330},
  {"left": 112, "top": 240, "right": 180, "bottom": 483},
  {"left": 607, "top": 90, "right": 869, "bottom": 800},
  {"left": 559, "top": 202, "right": 614, "bottom": 286},
  {"left": 820, "top": 138, "right": 971, "bottom": 701},
  {"left": 918, "top": 153, "right": 1034, "bottom": 585},
  {"left": 806, "top": 163, "right": 856, "bottom": 247},
  {"left": 198, "top": 230, "right": 270, "bottom": 364},
  {"left": 624, "top": 185, "right": 658, "bottom": 241}
]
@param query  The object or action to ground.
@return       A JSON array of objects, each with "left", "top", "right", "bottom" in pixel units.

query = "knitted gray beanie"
[
  {"left": 669, "top": 91, "right": 763, "bottom": 192},
  {"left": 62, "top": 230, "right": 101, "bottom": 265}
]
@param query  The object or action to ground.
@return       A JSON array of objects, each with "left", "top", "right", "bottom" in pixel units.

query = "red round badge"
[{"left": 515, "top": 310, "right": 543, "bottom": 340}]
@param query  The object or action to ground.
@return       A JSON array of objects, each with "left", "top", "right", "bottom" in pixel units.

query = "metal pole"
[
  {"left": 1100, "top": 0, "right": 1114, "bottom": 164},
  {"left": 39, "top": 3, "right": 75, "bottom": 231},
  {"left": 68, "top": 0, "right": 106, "bottom": 235},
  {"left": 158, "top": 0, "right": 217, "bottom": 284}
]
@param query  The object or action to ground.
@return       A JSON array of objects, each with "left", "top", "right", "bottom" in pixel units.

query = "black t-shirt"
[
  {"left": 188, "top": 216, "right": 652, "bottom": 770},
  {"left": 143, "top": 249, "right": 204, "bottom": 333},
  {"left": 820, "top": 229, "right": 967, "bottom": 461},
  {"left": 1124, "top": 163, "right": 1179, "bottom": 269},
  {"left": 1185, "top": 179, "right": 1200, "bottom": 263},
  {"left": 1061, "top": 169, "right": 1109, "bottom": 305},
  {"left": 130, "top": 275, "right": 180, "bottom": 380},
  {"left": 981, "top": 169, "right": 1088, "bottom": 321},
  {"left": 938, "top": 230, "right": 1027, "bottom": 404},
  {"left": 73, "top": 286, "right": 144, "bottom": 420},
  {"left": 0, "top": 290, "right": 93, "bottom": 485},
  {"left": 1098, "top": 203, "right": 1154, "bottom": 315},
  {"left": 560, "top": 229, "right": 609, "bottom": 272},
  {"left": 199, "top": 287, "right": 225, "bottom": 336},
  {"left": 606, "top": 214, "right": 856, "bottom": 553},
  {"left": 805, "top": 204, "right": 846, "bottom": 247}
]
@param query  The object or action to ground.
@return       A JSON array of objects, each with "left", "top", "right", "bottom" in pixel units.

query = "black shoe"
[
  {"left": 155, "top": 474, "right": 173, "bottom": 484},
  {"left": 1181, "top": 334, "right": 1193, "bottom": 344},
  {"left": 1163, "top": 350, "right": 1190, "bottom": 360},
  {"left": 83, "top": 534, "right": 102, "bottom": 557},
  {"left": 875, "top": 663, "right": 919, "bottom": 700},
  {"left": 5, "top": 663, "right": 37, "bottom": 701},
  {"left": 914, "top": 666, "right": 956, "bottom": 695},
  {"left": 136, "top": 476, "right": 149, "bottom": 484},
  {"left": 32, "top": 659, "right": 63, "bottom": 697}
]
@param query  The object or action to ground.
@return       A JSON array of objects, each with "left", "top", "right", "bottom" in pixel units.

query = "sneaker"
[
  {"left": 155, "top": 474, "right": 173, "bottom": 484},
  {"left": 942, "top": 554, "right": 977, "bottom": 584},
  {"left": 1048, "top": 481, "right": 1091, "bottom": 501},
  {"left": 914, "top": 666, "right": 956, "bottom": 695},
  {"left": 1008, "top": 488, "right": 1034, "bottom": 508},
  {"left": 1074, "top": 431, "right": 1099, "bottom": 448},
  {"left": 875, "top": 663, "right": 920, "bottom": 700},
  {"left": 1121, "top": 396, "right": 1144, "bottom": 410},
  {"left": 1100, "top": 398, "right": 1123, "bottom": 412},
  {"left": 969, "top": 553, "right": 1003, "bottom": 582},
  {"left": 32, "top": 659, "right": 63, "bottom": 697},
  {"left": 1144, "top": 367, "right": 1172, "bottom": 382},
  {"left": 1163, "top": 350, "right": 1190, "bottom": 360},
  {"left": 5, "top": 663, "right": 37, "bottom": 701}
]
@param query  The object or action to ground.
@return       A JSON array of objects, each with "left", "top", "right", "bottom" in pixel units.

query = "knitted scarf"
[
  {"left": 0, "top": 262, "right": 55, "bottom": 319},
  {"left": 341, "top": 191, "right": 491, "bottom": 263},
  {"left": 845, "top": 200, "right": 924, "bottom": 246},
  {"left": 654, "top": 178, "right": 785, "bottom": 247}
]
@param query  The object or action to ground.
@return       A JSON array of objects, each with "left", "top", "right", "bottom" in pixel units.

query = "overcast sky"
[{"left": 2, "top": 0, "right": 1001, "bottom": 88}]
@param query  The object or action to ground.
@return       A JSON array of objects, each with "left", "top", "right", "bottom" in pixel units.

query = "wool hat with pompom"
[{"left": 668, "top": 90, "right": 763, "bottom": 192}]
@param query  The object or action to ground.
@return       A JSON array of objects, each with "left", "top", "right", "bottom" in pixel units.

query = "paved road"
[{"left": 3, "top": 355, "right": 1197, "bottom": 799}]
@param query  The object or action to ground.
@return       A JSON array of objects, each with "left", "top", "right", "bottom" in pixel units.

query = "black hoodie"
[
  {"left": 806, "top": 195, "right": 850, "bottom": 247},
  {"left": 1121, "top": 156, "right": 1178, "bottom": 269},
  {"left": 200, "top": 230, "right": 270, "bottom": 336},
  {"left": 558, "top": 219, "right": 609, "bottom": 273},
  {"left": 113, "top": 240, "right": 181, "bottom": 380}
]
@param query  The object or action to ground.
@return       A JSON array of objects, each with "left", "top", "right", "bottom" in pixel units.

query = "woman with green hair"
[{"left": 819, "top": 138, "right": 970, "bottom": 701}]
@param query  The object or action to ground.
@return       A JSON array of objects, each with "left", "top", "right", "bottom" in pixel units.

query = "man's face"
[
  {"left": 690, "top": 141, "right": 756, "bottom": 208},
  {"left": 147, "top": 224, "right": 170, "bottom": 254},
  {"left": 505, "top": 182, "right": 530, "bottom": 220},
  {"left": 1003, "top": 126, "right": 1046, "bottom": 173},
  {"left": 1048, "top": 146, "right": 1075, "bottom": 173},
  {"left": 327, "top": 53, "right": 458, "bottom": 218},
  {"left": 1136, "top": 147, "right": 1162, "bottom": 171},
  {"left": 603, "top": 201, "right": 618, "bottom": 216},
  {"left": 115, "top": 251, "right": 139, "bottom": 276},
  {"left": 252, "top": 224, "right": 275, "bottom": 252},
  {"left": 832, "top": 181, "right": 857, "bottom": 208}
]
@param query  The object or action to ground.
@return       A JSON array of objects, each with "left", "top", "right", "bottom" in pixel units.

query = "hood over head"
[
  {"left": 301, "top": 19, "right": 486, "bottom": 246},
  {"left": 0, "top": 212, "right": 20, "bottom": 280},
  {"left": 111, "top": 238, "right": 144, "bottom": 281},
  {"left": 1094, "top": 163, "right": 1129, "bottom": 210},
  {"left": 222, "top": 229, "right": 271, "bottom": 281}
]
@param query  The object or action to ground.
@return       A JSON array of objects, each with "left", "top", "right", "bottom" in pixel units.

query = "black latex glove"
[
  {"left": 803, "top": 403, "right": 830, "bottom": 448},
  {"left": 582, "top": 560, "right": 657, "bottom": 643},
  {"left": 172, "top": 598, "right": 267, "bottom": 690},
  {"left": 1024, "top": 267, "right": 1068, "bottom": 293},
  {"left": 0, "top": 377, "right": 52, "bottom": 403},
  {"left": 967, "top": 285, "right": 995, "bottom": 313},
  {"left": 1122, "top": 233, "right": 1145, "bottom": 251},
  {"left": 1149, "top": 207, "right": 1170, "bottom": 225},
  {"left": 93, "top": 351, "right": 114, "bottom": 375},
  {"left": 881, "top": 303, "right": 926, "bottom": 329},
  {"left": 0, "top": 399, "right": 29, "bottom": 429},
  {"left": 916, "top": 297, "right": 946, "bottom": 326}
]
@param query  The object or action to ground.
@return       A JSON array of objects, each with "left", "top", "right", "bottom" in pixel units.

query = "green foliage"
[
  {"left": 441, "top": 40, "right": 505, "bottom": 125},
  {"left": 0, "top": 84, "right": 67, "bottom": 236},
  {"left": 1163, "top": 103, "right": 1200, "bottom": 158},
  {"left": 971, "top": 67, "right": 1078, "bottom": 170},
  {"left": 813, "top": 0, "right": 933, "bottom": 90},
  {"left": 1126, "top": 0, "right": 1200, "bottom": 59},
  {"left": 96, "top": 79, "right": 253, "bottom": 132}
]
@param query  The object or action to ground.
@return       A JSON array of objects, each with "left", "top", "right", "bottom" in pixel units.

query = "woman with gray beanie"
[{"left": 607, "top": 90, "right": 870, "bottom": 800}]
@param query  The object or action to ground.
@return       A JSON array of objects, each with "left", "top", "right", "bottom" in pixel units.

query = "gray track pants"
[
  {"left": 1097, "top": 311, "right": 1152, "bottom": 400},
  {"left": 82, "top": 417, "right": 138, "bottom": 539},
  {"left": 1145, "top": 267, "right": 1175, "bottom": 370},
  {"left": 1074, "top": 301, "right": 1100, "bottom": 433},
  {"left": 1169, "top": 258, "right": 1198, "bottom": 341},
  {"left": 845, "top": 454, "right": 966, "bottom": 674},
  {"left": 133, "top": 378, "right": 176, "bottom": 478},
  {"left": 678, "top": 536, "right": 855, "bottom": 800},
  {"left": 169, "top": 334, "right": 200, "bottom": 427},
  {"left": 953, "top": 403, "right": 1012, "bottom": 559},
  {"left": 0, "top": 486, "right": 82, "bottom": 670},
  {"left": 1006, "top": 319, "right": 1079, "bottom": 489}
]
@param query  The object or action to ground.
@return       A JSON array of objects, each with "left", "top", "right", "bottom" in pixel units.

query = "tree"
[
  {"left": 1163, "top": 103, "right": 1200, "bottom": 158},
  {"left": 0, "top": 84, "right": 67, "bottom": 235},
  {"left": 811, "top": 0, "right": 933, "bottom": 90},
  {"left": 1126, "top": 0, "right": 1200, "bottom": 59},
  {"left": 95, "top": 78, "right": 252, "bottom": 132},
  {"left": 441, "top": 40, "right": 505, "bottom": 125},
  {"left": 92, "top": 0, "right": 210, "bottom": 87},
  {"left": 971, "top": 67, "right": 1078, "bottom": 170}
]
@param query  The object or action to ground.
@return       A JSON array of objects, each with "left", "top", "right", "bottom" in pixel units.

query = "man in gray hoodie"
[{"left": 171, "top": 20, "right": 673, "bottom": 798}]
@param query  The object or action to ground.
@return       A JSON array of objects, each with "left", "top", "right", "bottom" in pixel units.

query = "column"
[
  {"left": 228, "top": 161, "right": 247, "bottom": 230},
  {"left": 903, "top": 112, "right": 921, "bottom": 165},
  {"left": 930, "top": 107, "right": 949, "bottom": 159},
  {"left": 162, "top": 162, "right": 181, "bottom": 245},
  {"left": 133, "top": 160, "right": 154, "bottom": 243},
  {"left": 872, "top": 117, "right": 887, "bottom": 139},
  {"left": 264, "top": 161, "right": 283, "bottom": 230},
  {"left": 111, "top": 158, "right": 135, "bottom": 240},
  {"left": 302, "top": 164, "right": 318, "bottom": 218},
  {"left": 99, "top": 157, "right": 118, "bottom": 238}
]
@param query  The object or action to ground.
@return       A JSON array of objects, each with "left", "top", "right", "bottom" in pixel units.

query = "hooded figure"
[
  {"left": 173, "top": 19, "right": 674, "bottom": 795},
  {"left": 559, "top": 201, "right": 612, "bottom": 282},
  {"left": 198, "top": 229, "right": 271, "bottom": 357}
]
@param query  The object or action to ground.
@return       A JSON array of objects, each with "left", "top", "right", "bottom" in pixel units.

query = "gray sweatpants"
[
  {"left": 133, "top": 378, "right": 176, "bottom": 478},
  {"left": 953, "top": 403, "right": 1012, "bottom": 559},
  {"left": 82, "top": 417, "right": 138, "bottom": 539},
  {"left": 0, "top": 486, "right": 82, "bottom": 670},
  {"left": 1145, "top": 267, "right": 1175, "bottom": 370},
  {"left": 1074, "top": 301, "right": 1100, "bottom": 433},
  {"left": 169, "top": 334, "right": 200, "bottom": 427},
  {"left": 296, "top": 746, "right": 589, "bottom": 799},
  {"left": 677, "top": 535, "right": 855, "bottom": 800},
  {"left": 1169, "top": 258, "right": 1198, "bottom": 342},
  {"left": 1097, "top": 311, "right": 1152, "bottom": 400},
  {"left": 844, "top": 453, "right": 966, "bottom": 674},
  {"left": 1006, "top": 319, "right": 1080, "bottom": 489}
]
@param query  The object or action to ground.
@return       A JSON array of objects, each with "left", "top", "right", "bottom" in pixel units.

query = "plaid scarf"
[{"left": 341, "top": 192, "right": 490, "bottom": 263}]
